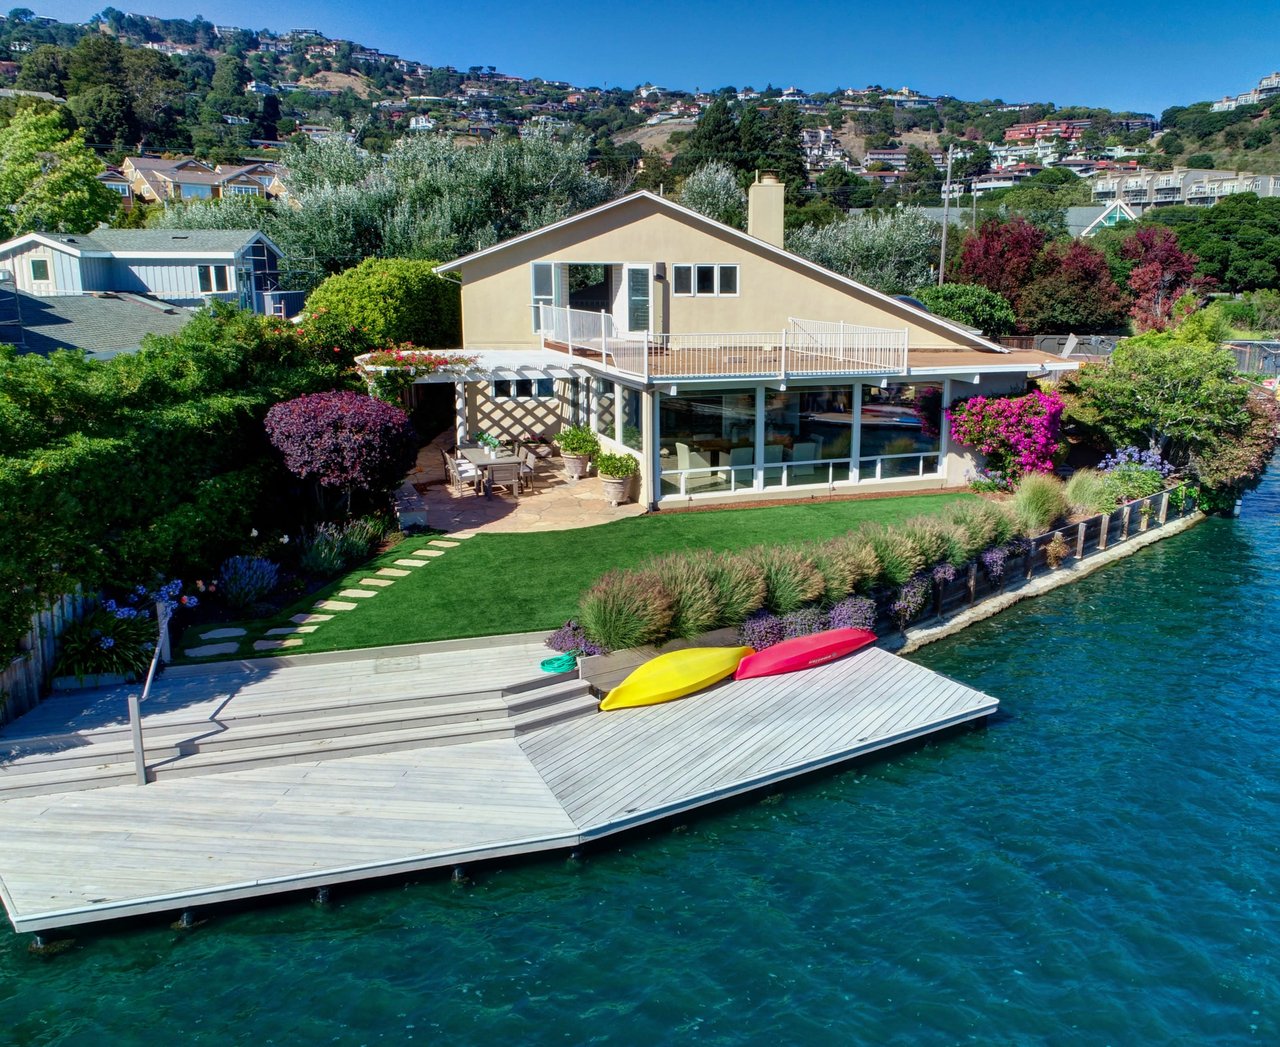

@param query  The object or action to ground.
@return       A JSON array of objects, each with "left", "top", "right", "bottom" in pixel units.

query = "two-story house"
[{"left": 380, "top": 175, "right": 1073, "bottom": 510}]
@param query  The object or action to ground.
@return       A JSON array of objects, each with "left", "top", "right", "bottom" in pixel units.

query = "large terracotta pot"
[
  {"left": 562, "top": 453, "right": 592, "bottom": 480},
  {"left": 600, "top": 474, "right": 634, "bottom": 507}
]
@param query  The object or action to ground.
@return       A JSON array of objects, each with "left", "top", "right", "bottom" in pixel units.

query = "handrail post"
[
  {"left": 780, "top": 329, "right": 787, "bottom": 382},
  {"left": 129, "top": 600, "right": 171, "bottom": 786}
]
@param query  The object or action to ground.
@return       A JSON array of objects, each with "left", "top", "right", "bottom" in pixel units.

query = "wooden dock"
[{"left": 0, "top": 644, "right": 996, "bottom": 935}]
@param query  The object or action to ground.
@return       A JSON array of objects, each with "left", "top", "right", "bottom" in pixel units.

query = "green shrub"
[
  {"left": 823, "top": 534, "right": 882, "bottom": 593},
  {"left": 704, "top": 553, "right": 767, "bottom": 625},
  {"left": 1011, "top": 473, "right": 1069, "bottom": 535},
  {"left": 650, "top": 554, "right": 721, "bottom": 639},
  {"left": 54, "top": 607, "right": 155, "bottom": 681},
  {"left": 1102, "top": 464, "right": 1165, "bottom": 504},
  {"left": 297, "top": 517, "right": 389, "bottom": 577},
  {"left": 218, "top": 556, "right": 281, "bottom": 612},
  {"left": 301, "top": 258, "right": 462, "bottom": 351},
  {"left": 578, "top": 569, "right": 673, "bottom": 650},
  {"left": 1064, "top": 468, "right": 1113, "bottom": 515},
  {"left": 863, "top": 525, "right": 926, "bottom": 587},
  {"left": 596, "top": 452, "right": 639, "bottom": 478},
  {"left": 914, "top": 283, "right": 1017, "bottom": 337},
  {"left": 748, "top": 546, "right": 825, "bottom": 613},
  {"left": 557, "top": 425, "right": 600, "bottom": 457}
]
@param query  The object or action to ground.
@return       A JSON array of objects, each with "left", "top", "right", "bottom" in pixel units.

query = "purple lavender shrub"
[
  {"left": 781, "top": 606, "right": 828, "bottom": 639},
  {"left": 739, "top": 610, "right": 785, "bottom": 650},
  {"left": 890, "top": 573, "right": 932, "bottom": 629},
  {"left": 827, "top": 596, "right": 876, "bottom": 632},
  {"left": 546, "top": 620, "right": 607, "bottom": 656},
  {"left": 979, "top": 546, "right": 1008, "bottom": 584},
  {"left": 931, "top": 562, "right": 958, "bottom": 587}
]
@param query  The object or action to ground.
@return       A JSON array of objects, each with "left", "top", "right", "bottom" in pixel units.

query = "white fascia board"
[{"left": 106, "top": 251, "right": 240, "bottom": 260}]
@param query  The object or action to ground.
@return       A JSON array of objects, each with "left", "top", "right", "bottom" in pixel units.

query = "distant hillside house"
[
  {"left": 0, "top": 230, "right": 299, "bottom": 317},
  {"left": 121, "top": 157, "right": 286, "bottom": 204}
]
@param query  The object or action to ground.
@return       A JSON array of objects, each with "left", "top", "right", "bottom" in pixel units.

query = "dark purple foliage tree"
[{"left": 264, "top": 391, "right": 417, "bottom": 518}]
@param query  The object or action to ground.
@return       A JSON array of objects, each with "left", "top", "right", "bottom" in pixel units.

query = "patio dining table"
[{"left": 459, "top": 446, "right": 522, "bottom": 499}]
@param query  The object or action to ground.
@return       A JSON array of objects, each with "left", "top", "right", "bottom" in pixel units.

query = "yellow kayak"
[{"left": 600, "top": 646, "right": 754, "bottom": 711}]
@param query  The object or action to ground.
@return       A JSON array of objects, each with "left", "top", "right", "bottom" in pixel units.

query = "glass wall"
[
  {"left": 620, "top": 387, "right": 642, "bottom": 450},
  {"left": 760, "top": 384, "right": 856, "bottom": 488},
  {"left": 658, "top": 388, "right": 756, "bottom": 496},
  {"left": 857, "top": 381, "right": 943, "bottom": 479},
  {"left": 592, "top": 379, "right": 615, "bottom": 439}
]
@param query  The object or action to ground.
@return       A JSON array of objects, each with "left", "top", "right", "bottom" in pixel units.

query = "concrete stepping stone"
[
  {"left": 199, "top": 627, "right": 246, "bottom": 640},
  {"left": 253, "top": 638, "right": 304, "bottom": 651},
  {"left": 292, "top": 613, "right": 334, "bottom": 624},
  {"left": 266, "top": 625, "right": 319, "bottom": 636},
  {"left": 358, "top": 578, "right": 394, "bottom": 587},
  {"left": 393, "top": 559, "right": 427, "bottom": 568},
  {"left": 377, "top": 567, "right": 411, "bottom": 577},
  {"left": 338, "top": 588, "right": 378, "bottom": 599},
  {"left": 184, "top": 642, "right": 240, "bottom": 658},
  {"left": 409, "top": 548, "right": 445, "bottom": 558},
  {"left": 314, "top": 599, "right": 358, "bottom": 611},
  {"left": 428, "top": 540, "right": 460, "bottom": 548}
]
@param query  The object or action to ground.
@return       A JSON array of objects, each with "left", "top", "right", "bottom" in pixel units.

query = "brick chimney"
[{"left": 747, "top": 171, "right": 785, "bottom": 248}]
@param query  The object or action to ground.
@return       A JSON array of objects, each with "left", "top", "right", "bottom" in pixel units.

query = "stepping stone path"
[
  {"left": 196, "top": 538, "right": 467, "bottom": 661},
  {"left": 184, "top": 642, "right": 240, "bottom": 658},
  {"left": 199, "top": 627, "right": 246, "bottom": 640}
]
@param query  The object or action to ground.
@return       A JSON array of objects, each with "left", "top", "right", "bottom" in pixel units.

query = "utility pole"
[{"left": 938, "top": 143, "right": 955, "bottom": 286}]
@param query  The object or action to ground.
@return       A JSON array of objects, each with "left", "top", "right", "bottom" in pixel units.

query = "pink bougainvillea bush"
[{"left": 946, "top": 389, "right": 1064, "bottom": 480}]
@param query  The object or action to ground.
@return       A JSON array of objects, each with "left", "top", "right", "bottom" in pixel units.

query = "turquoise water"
[{"left": 4, "top": 473, "right": 1280, "bottom": 1045}]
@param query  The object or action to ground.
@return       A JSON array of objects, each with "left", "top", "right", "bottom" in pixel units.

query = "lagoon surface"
[{"left": 4, "top": 470, "right": 1280, "bottom": 1045}]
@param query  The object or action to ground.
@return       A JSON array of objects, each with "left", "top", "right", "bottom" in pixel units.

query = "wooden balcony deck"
[{"left": 0, "top": 644, "right": 996, "bottom": 935}]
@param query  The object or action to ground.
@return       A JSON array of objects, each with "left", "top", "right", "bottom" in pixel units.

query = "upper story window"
[
  {"left": 30, "top": 258, "right": 50, "bottom": 282},
  {"left": 198, "top": 265, "right": 230, "bottom": 293},
  {"left": 227, "top": 184, "right": 261, "bottom": 195},
  {"left": 103, "top": 182, "right": 130, "bottom": 197},
  {"left": 672, "top": 264, "right": 738, "bottom": 297}
]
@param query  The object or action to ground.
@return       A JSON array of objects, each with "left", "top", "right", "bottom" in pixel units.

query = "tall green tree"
[
  {"left": 0, "top": 108, "right": 118, "bottom": 237},
  {"left": 13, "top": 43, "right": 68, "bottom": 95}
]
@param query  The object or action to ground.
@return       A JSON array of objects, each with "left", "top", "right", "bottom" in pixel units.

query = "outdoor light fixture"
[{"left": 668, "top": 385, "right": 678, "bottom": 395}]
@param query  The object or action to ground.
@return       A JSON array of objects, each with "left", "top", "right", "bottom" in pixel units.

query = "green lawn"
[{"left": 179, "top": 492, "right": 974, "bottom": 658}]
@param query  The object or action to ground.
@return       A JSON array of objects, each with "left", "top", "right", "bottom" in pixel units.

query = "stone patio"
[{"left": 407, "top": 433, "right": 648, "bottom": 534}]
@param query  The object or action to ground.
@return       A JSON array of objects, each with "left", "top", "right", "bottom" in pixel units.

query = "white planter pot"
[{"left": 600, "top": 474, "right": 634, "bottom": 507}]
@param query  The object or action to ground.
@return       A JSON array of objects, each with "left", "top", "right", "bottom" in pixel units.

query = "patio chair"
[
  {"left": 487, "top": 461, "right": 521, "bottom": 498},
  {"left": 446, "top": 455, "right": 480, "bottom": 496},
  {"left": 719, "top": 446, "right": 754, "bottom": 490},
  {"left": 676, "top": 442, "right": 723, "bottom": 492},
  {"left": 517, "top": 446, "right": 537, "bottom": 492},
  {"left": 789, "top": 441, "right": 818, "bottom": 483}
]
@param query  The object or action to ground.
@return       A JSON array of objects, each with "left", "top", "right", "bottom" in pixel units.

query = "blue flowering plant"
[{"left": 54, "top": 579, "right": 198, "bottom": 682}]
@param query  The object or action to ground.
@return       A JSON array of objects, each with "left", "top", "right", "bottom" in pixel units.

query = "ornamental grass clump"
[
  {"left": 808, "top": 543, "right": 858, "bottom": 604},
  {"left": 748, "top": 547, "right": 825, "bottom": 614},
  {"left": 897, "top": 516, "right": 953, "bottom": 569},
  {"left": 55, "top": 607, "right": 156, "bottom": 681},
  {"left": 578, "top": 570, "right": 673, "bottom": 651},
  {"left": 822, "top": 534, "right": 881, "bottom": 595},
  {"left": 1064, "top": 468, "right": 1114, "bottom": 516},
  {"left": 862, "top": 525, "right": 925, "bottom": 587},
  {"left": 217, "top": 555, "right": 280, "bottom": 612},
  {"left": 704, "top": 553, "right": 767, "bottom": 626},
  {"left": 1011, "top": 473, "right": 1069, "bottom": 536},
  {"left": 827, "top": 596, "right": 877, "bottom": 631},
  {"left": 650, "top": 554, "right": 721, "bottom": 639}
]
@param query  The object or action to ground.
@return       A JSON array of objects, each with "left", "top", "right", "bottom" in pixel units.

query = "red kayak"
[{"left": 734, "top": 627, "right": 877, "bottom": 681}]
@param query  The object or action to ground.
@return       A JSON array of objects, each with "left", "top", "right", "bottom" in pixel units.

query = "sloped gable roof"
[{"left": 436, "top": 191, "right": 1010, "bottom": 353}]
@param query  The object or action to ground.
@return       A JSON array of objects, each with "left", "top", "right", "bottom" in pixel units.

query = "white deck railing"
[{"left": 535, "top": 306, "right": 908, "bottom": 382}]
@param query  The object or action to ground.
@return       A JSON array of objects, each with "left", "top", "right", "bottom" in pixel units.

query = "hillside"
[
  {"left": 615, "top": 120, "right": 696, "bottom": 158},
  {"left": 297, "top": 71, "right": 380, "bottom": 101},
  {"left": 1160, "top": 100, "right": 1280, "bottom": 174}
]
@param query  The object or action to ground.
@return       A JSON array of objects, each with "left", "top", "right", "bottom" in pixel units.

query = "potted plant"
[
  {"left": 596, "top": 451, "right": 639, "bottom": 506},
  {"left": 556, "top": 425, "right": 600, "bottom": 480}
]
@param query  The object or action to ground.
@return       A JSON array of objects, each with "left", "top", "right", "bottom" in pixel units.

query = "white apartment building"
[{"left": 1091, "top": 167, "right": 1280, "bottom": 210}]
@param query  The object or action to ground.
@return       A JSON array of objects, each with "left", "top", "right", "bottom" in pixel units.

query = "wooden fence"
[
  {"left": 927, "top": 482, "right": 1196, "bottom": 622},
  {"left": 0, "top": 590, "right": 93, "bottom": 728}
]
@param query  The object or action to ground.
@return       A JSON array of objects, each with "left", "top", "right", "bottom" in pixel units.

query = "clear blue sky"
[{"left": 32, "top": 0, "right": 1280, "bottom": 116}]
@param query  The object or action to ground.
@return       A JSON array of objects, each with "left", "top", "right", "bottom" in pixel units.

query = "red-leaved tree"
[
  {"left": 1122, "top": 226, "right": 1208, "bottom": 332},
  {"left": 1016, "top": 240, "right": 1130, "bottom": 334},
  {"left": 265, "top": 391, "right": 418, "bottom": 518},
  {"left": 953, "top": 217, "right": 1045, "bottom": 310}
]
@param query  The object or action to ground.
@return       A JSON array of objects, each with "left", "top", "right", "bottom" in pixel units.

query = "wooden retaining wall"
[{"left": 0, "top": 591, "right": 92, "bottom": 728}]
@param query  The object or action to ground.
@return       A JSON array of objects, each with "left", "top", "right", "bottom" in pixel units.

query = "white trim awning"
[{"left": 360, "top": 348, "right": 588, "bottom": 384}]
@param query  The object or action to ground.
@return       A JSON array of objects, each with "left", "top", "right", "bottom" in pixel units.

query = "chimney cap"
[{"left": 757, "top": 170, "right": 781, "bottom": 185}]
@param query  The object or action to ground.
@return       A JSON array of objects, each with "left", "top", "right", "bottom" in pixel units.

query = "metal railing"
[
  {"left": 535, "top": 306, "right": 908, "bottom": 382},
  {"left": 658, "top": 448, "right": 940, "bottom": 498}
]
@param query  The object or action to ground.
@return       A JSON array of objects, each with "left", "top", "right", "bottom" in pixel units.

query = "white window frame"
[
  {"left": 198, "top": 265, "right": 231, "bottom": 293},
  {"left": 671, "top": 263, "right": 739, "bottom": 298},
  {"left": 492, "top": 378, "right": 556, "bottom": 401},
  {"left": 29, "top": 257, "right": 51, "bottom": 283}
]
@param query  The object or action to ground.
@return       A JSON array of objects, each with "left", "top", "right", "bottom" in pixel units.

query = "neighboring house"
[
  {"left": 0, "top": 229, "right": 299, "bottom": 317},
  {"left": 412, "top": 177, "right": 1073, "bottom": 510},
  {"left": 1091, "top": 166, "right": 1280, "bottom": 211},
  {"left": 912, "top": 202, "right": 1138, "bottom": 238},
  {"left": 97, "top": 167, "right": 134, "bottom": 211},
  {"left": 2, "top": 289, "right": 193, "bottom": 359},
  {"left": 121, "top": 157, "right": 276, "bottom": 204}
]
